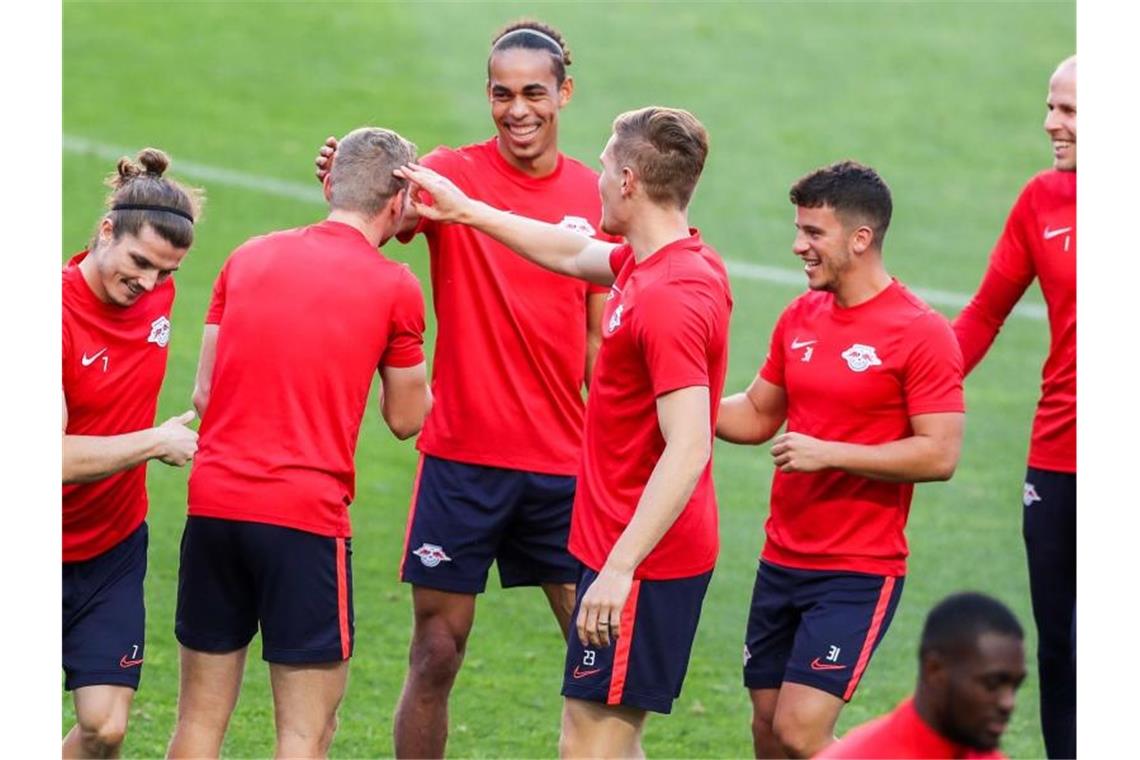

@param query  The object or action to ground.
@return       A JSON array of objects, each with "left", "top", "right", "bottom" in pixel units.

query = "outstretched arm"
[{"left": 395, "top": 163, "right": 618, "bottom": 286}]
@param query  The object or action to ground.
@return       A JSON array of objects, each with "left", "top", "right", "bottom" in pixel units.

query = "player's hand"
[
  {"left": 394, "top": 163, "right": 473, "bottom": 223},
  {"left": 156, "top": 410, "right": 199, "bottom": 467},
  {"left": 575, "top": 565, "right": 632, "bottom": 648},
  {"left": 770, "top": 431, "right": 832, "bottom": 473},
  {"left": 315, "top": 136, "right": 338, "bottom": 182}
]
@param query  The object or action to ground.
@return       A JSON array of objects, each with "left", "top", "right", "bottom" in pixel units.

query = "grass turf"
[{"left": 63, "top": 2, "right": 1072, "bottom": 756}]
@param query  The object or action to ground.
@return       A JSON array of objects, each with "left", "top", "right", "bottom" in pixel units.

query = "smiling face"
[
  {"left": 86, "top": 219, "right": 188, "bottom": 306},
  {"left": 487, "top": 47, "right": 572, "bottom": 175},
  {"left": 1044, "top": 58, "right": 1076, "bottom": 171},
  {"left": 934, "top": 632, "right": 1026, "bottom": 751},
  {"left": 792, "top": 204, "right": 869, "bottom": 292}
]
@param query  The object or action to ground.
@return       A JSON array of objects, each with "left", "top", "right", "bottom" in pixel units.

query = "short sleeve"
[
  {"left": 758, "top": 308, "right": 789, "bottom": 388},
  {"left": 380, "top": 267, "right": 427, "bottom": 369},
  {"left": 903, "top": 312, "right": 965, "bottom": 416},
  {"left": 987, "top": 179, "right": 1038, "bottom": 287},
  {"left": 205, "top": 259, "right": 229, "bottom": 325},
  {"left": 634, "top": 283, "right": 715, "bottom": 397}
]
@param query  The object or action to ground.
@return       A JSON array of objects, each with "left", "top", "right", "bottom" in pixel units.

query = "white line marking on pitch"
[{"left": 65, "top": 134, "right": 1047, "bottom": 321}]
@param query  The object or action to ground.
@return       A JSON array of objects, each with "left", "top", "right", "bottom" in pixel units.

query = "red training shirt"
[
  {"left": 400, "top": 138, "right": 615, "bottom": 475},
  {"left": 63, "top": 251, "right": 175, "bottom": 562},
  {"left": 760, "top": 281, "right": 964, "bottom": 576},
  {"left": 953, "top": 170, "right": 1075, "bottom": 473},
  {"left": 570, "top": 231, "right": 732, "bottom": 580},
  {"left": 188, "top": 220, "right": 425, "bottom": 538},
  {"left": 815, "top": 697, "right": 1007, "bottom": 759}
]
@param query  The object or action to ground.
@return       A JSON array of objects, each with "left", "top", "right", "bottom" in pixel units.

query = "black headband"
[{"left": 112, "top": 203, "right": 194, "bottom": 223}]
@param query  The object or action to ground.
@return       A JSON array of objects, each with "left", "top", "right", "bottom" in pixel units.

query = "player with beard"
[{"left": 717, "top": 161, "right": 965, "bottom": 758}]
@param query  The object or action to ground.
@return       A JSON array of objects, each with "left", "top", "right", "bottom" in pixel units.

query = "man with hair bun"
[
  {"left": 168, "top": 127, "right": 431, "bottom": 759},
  {"left": 398, "top": 103, "right": 731, "bottom": 758},
  {"left": 316, "top": 19, "right": 617, "bottom": 757},
  {"left": 716, "top": 161, "right": 965, "bottom": 757},
  {"left": 952, "top": 54, "right": 1077, "bottom": 759},
  {"left": 817, "top": 592, "right": 1026, "bottom": 758},
  {"left": 62, "top": 147, "right": 203, "bottom": 758}
]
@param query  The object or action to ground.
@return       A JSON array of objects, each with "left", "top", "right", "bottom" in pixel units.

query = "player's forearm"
[
  {"left": 821, "top": 436, "right": 960, "bottom": 483},
  {"left": 463, "top": 200, "right": 595, "bottom": 278},
  {"left": 63, "top": 428, "right": 164, "bottom": 484},
  {"left": 603, "top": 436, "right": 711, "bottom": 574},
  {"left": 716, "top": 393, "right": 784, "bottom": 444},
  {"left": 953, "top": 267, "right": 1030, "bottom": 376}
]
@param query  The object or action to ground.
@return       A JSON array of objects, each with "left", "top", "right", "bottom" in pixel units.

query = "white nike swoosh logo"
[
  {"left": 791, "top": 339, "right": 817, "bottom": 350},
  {"left": 1043, "top": 226, "right": 1072, "bottom": 240},
  {"left": 81, "top": 348, "right": 108, "bottom": 366}
]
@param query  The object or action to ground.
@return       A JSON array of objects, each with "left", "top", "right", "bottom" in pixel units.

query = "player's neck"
[
  {"left": 834, "top": 261, "right": 892, "bottom": 308},
  {"left": 78, "top": 250, "right": 111, "bottom": 304},
  {"left": 496, "top": 140, "right": 560, "bottom": 179},
  {"left": 326, "top": 210, "right": 384, "bottom": 248},
  {"left": 626, "top": 206, "right": 693, "bottom": 263}
]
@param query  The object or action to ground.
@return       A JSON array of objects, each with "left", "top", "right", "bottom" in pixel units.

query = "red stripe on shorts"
[
  {"left": 607, "top": 580, "right": 642, "bottom": 705},
  {"left": 398, "top": 454, "right": 426, "bottom": 578},
  {"left": 336, "top": 537, "right": 351, "bottom": 660},
  {"left": 843, "top": 575, "right": 896, "bottom": 700}
]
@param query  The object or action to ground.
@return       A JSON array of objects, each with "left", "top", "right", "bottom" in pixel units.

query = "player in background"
[
  {"left": 398, "top": 104, "right": 731, "bottom": 758},
  {"left": 167, "top": 127, "right": 430, "bottom": 759},
  {"left": 62, "top": 148, "right": 202, "bottom": 758},
  {"left": 716, "top": 161, "right": 965, "bottom": 758},
  {"left": 315, "top": 20, "right": 613, "bottom": 757},
  {"left": 951, "top": 55, "right": 1076, "bottom": 760},
  {"left": 817, "top": 592, "right": 1026, "bottom": 759}
]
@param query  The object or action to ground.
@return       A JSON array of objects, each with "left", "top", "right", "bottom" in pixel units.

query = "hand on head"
[{"left": 393, "top": 164, "right": 473, "bottom": 223}]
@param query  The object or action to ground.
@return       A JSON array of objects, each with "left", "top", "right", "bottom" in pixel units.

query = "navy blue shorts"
[
  {"left": 561, "top": 565, "right": 712, "bottom": 714},
  {"left": 175, "top": 516, "right": 353, "bottom": 664},
  {"left": 62, "top": 521, "right": 148, "bottom": 691},
  {"left": 400, "top": 454, "right": 578, "bottom": 594},
  {"left": 743, "top": 560, "right": 904, "bottom": 701}
]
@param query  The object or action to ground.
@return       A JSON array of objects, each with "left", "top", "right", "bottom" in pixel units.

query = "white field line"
[{"left": 65, "top": 134, "right": 1047, "bottom": 321}]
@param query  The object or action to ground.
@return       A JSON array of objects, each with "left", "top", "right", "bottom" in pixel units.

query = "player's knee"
[
  {"left": 772, "top": 713, "right": 826, "bottom": 759},
  {"left": 409, "top": 628, "right": 466, "bottom": 687},
  {"left": 79, "top": 711, "right": 129, "bottom": 755},
  {"left": 558, "top": 705, "right": 588, "bottom": 758}
]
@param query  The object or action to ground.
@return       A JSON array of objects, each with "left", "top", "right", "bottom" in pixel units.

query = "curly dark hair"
[{"left": 789, "top": 160, "right": 893, "bottom": 248}]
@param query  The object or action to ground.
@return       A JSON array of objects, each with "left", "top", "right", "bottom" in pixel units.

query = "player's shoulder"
[
  {"left": 559, "top": 152, "right": 601, "bottom": 182},
  {"left": 1019, "top": 168, "right": 1076, "bottom": 204},
  {"left": 422, "top": 140, "right": 492, "bottom": 172},
  {"left": 889, "top": 281, "right": 954, "bottom": 332},
  {"left": 781, "top": 288, "right": 831, "bottom": 322},
  {"left": 815, "top": 714, "right": 895, "bottom": 758}
]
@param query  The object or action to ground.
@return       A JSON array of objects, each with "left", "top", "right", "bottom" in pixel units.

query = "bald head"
[{"left": 1044, "top": 55, "right": 1076, "bottom": 171}]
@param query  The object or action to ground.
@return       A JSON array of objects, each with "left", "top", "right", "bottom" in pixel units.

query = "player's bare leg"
[
  {"left": 749, "top": 687, "right": 787, "bottom": 759},
  {"left": 771, "top": 682, "right": 844, "bottom": 758},
  {"left": 542, "top": 581, "right": 577, "bottom": 640},
  {"left": 559, "top": 697, "right": 647, "bottom": 758},
  {"left": 269, "top": 660, "right": 349, "bottom": 758},
  {"left": 393, "top": 587, "right": 477, "bottom": 758},
  {"left": 166, "top": 646, "right": 247, "bottom": 758},
  {"left": 63, "top": 684, "right": 135, "bottom": 758}
]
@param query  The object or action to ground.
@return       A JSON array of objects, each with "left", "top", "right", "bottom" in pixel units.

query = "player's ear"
[
  {"left": 559, "top": 75, "right": 574, "bottom": 108},
  {"left": 621, "top": 166, "right": 636, "bottom": 198},
  {"left": 322, "top": 172, "right": 333, "bottom": 203},
  {"left": 923, "top": 651, "right": 948, "bottom": 688},
  {"left": 97, "top": 217, "right": 114, "bottom": 247},
  {"left": 851, "top": 224, "right": 875, "bottom": 254}
]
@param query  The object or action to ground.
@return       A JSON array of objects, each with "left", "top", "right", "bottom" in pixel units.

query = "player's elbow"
[
  {"left": 384, "top": 386, "right": 431, "bottom": 440},
  {"left": 191, "top": 386, "right": 210, "bottom": 419},
  {"left": 385, "top": 408, "right": 425, "bottom": 440},
  {"left": 925, "top": 444, "right": 962, "bottom": 482}
]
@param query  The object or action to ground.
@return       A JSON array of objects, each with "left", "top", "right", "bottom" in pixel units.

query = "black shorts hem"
[
  {"left": 500, "top": 570, "right": 578, "bottom": 589},
  {"left": 743, "top": 670, "right": 785, "bottom": 691},
  {"left": 175, "top": 628, "right": 255, "bottom": 654},
  {"left": 562, "top": 686, "right": 674, "bottom": 715},
  {"left": 401, "top": 575, "right": 486, "bottom": 595},
  {"left": 262, "top": 646, "right": 350, "bottom": 664},
  {"left": 782, "top": 672, "right": 852, "bottom": 702},
  {"left": 65, "top": 671, "right": 140, "bottom": 692}
]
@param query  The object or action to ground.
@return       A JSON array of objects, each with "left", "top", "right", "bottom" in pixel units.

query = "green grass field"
[{"left": 63, "top": 2, "right": 1073, "bottom": 757}]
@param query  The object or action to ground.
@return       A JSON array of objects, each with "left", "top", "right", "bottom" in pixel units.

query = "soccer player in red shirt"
[
  {"left": 166, "top": 128, "right": 430, "bottom": 759},
  {"left": 716, "top": 161, "right": 965, "bottom": 758},
  {"left": 315, "top": 20, "right": 614, "bottom": 757},
  {"left": 952, "top": 55, "right": 1076, "bottom": 760},
  {"left": 398, "top": 105, "right": 730, "bottom": 758},
  {"left": 818, "top": 592, "right": 1026, "bottom": 759},
  {"left": 62, "top": 148, "right": 202, "bottom": 758}
]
